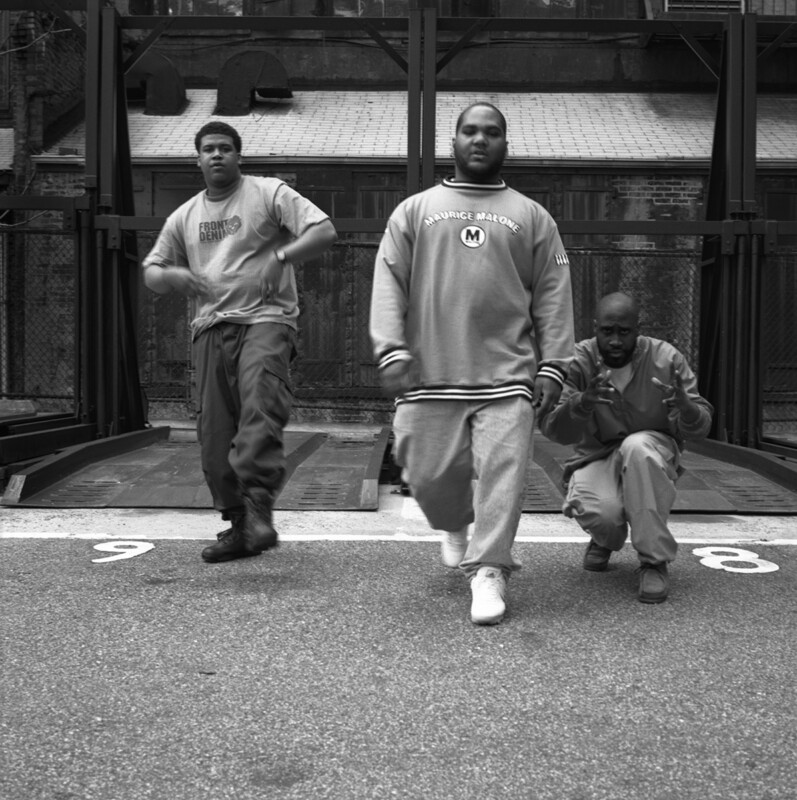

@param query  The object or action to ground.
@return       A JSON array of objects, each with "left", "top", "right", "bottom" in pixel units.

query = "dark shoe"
[
  {"left": 201, "top": 516, "right": 249, "bottom": 563},
  {"left": 242, "top": 496, "right": 279, "bottom": 554},
  {"left": 583, "top": 539, "right": 612, "bottom": 572},
  {"left": 638, "top": 562, "right": 670, "bottom": 604}
]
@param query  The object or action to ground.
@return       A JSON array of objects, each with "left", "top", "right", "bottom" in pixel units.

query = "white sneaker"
[
  {"left": 470, "top": 566, "right": 507, "bottom": 625},
  {"left": 441, "top": 527, "right": 468, "bottom": 568}
]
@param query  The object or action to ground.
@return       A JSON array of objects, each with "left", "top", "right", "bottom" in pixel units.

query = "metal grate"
[
  {"left": 521, "top": 462, "right": 565, "bottom": 512},
  {"left": 694, "top": 470, "right": 797, "bottom": 512},
  {"left": 286, "top": 482, "right": 353, "bottom": 508},
  {"left": 44, "top": 479, "right": 121, "bottom": 505}
]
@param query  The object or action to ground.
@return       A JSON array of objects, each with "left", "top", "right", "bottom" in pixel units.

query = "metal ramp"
[
  {"left": 2, "top": 426, "right": 796, "bottom": 514},
  {"left": 528, "top": 437, "right": 797, "bottom": 514},
  {"left": 3, "top": 428, "right": 390, "bottom": 512}
]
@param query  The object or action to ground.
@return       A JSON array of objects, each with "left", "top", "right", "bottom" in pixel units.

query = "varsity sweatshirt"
[{"left": 369, "top": 178, "right": 575, "bottom": 404}]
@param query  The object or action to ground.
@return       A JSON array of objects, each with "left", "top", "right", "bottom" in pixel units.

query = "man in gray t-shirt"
[{"left": 143, "top": 121, "right": 337, "bottom": 563}]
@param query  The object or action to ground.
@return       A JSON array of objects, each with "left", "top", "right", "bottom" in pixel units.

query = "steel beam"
[
  {"left": 83, "top": 0, "right": 101, "bottom": 192},
  {"left": 742, "top": 14, "right": 758, "bottom": 215},
  {"left": 421, "top": 3, "right": 437, "bottom": 191},
  {"left": 407, "top": 5, "right": 423, "bottom": 196}
]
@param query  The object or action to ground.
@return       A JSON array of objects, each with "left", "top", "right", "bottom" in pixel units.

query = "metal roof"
[{"left": 34, "top": 89, "right": 797, "bottom": 167}]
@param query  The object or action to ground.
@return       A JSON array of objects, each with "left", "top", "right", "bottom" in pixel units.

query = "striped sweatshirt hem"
[{"left": 378, "top": 357, "right": 568, "bottom": 406}]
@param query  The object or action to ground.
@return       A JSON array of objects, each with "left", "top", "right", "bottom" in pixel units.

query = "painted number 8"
[{"left": 692, "top": 547, "right": 779, "bottom": 573}]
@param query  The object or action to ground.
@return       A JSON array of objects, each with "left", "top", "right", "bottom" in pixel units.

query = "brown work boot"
[
  {"left": 583, "top": 539, "right": 612, "bottom": 572},
  {"left": 637, "top": 561, "right": 670, "bottom": 604},
  {"left": 242, "top": 496, "right": 279, "bottom": 554},
  {"left": 201, "top": 514, "right": 249, "bottom": 563}
]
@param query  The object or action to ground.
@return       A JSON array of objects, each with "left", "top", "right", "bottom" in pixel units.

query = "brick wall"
[{"left": 611, "top": 174, "right": 704, "bottom": 249}]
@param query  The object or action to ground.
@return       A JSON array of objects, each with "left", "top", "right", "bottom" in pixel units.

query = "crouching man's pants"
[{"left": 563, "top": 430, "right": 681, "bottom": 564}]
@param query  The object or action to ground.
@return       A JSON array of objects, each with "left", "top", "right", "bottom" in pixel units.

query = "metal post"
[
  {"left": 83, "top": 0, "right": 103, "bottom": 433},
  {"left": 84, "top": 0, "right": 102, "bottom": 192},
  {"left": 748, "top": 233, "right": 761, "bottom": 447},
  {"left": 99, "top": 7, "right": 119, "bottom": 213},
  {"left": 715, "top": 250, "right": 731, "bottom": 441},
  {"left": 742, "top": 13, "right": 757, "bottom": 215},
  {"left": 421, "top": 3, "right": 437, "bottom": 190},
  {"left": 78, "top": 207, "right": 93, "bottom": 424},
  {"left": 731, "top": 236, "right": 746, "bottom": 444},
  {"left": 726, "top": 14, "right": 744, "bottom": 216},
  {"left": 94, "top": 230, "right": 107, "bottom": 437},
  {"left": 407, "top": 3, "right": 423, "bottom": 196},
  {"left": 743, "top": 14, "right": 760, "bottom": 446}
]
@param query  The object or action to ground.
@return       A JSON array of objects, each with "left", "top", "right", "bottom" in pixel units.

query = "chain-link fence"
[
  {"left": 6, "top": 227, "right": 795, "bottom": 440},
  {"left": 137, "top": 236, "right": 392, "bottom": 422},
  {"left": 137, "top": 238, "right": 703, "bottom": 423},
  {"left": 0, "top": 223, "right": 78, "bottom": 415},
  {"left": 568, "top": 248, "right": 701, "bottom": 369},
  {"left": 761, "top": 250, "right": 797, "bottom": 440},
  {"left": 136, "top": 231, "right": 195, "bottom": 417}
]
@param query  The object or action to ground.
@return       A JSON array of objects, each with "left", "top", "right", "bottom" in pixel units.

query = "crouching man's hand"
[{"left": 533, "top": 376, "right": 562, "bottom": 418}]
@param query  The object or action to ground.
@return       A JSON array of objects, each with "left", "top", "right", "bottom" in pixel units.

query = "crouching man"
[{"left": 539, "top": 292, "right": 713, "bottom": 603}]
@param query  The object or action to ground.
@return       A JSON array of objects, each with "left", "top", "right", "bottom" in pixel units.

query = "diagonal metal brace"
[
  {"left": 672, "top": 22, "right": 719, "bottom": 80},
  {"left": 436, "top": 18, "right": 491, "bottom": 74},
  {"left": 357, "top": 20, "right": 408, "bottom": 74}
]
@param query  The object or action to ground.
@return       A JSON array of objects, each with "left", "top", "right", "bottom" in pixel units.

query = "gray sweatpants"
[{"left": 392, "top": 396, "right": 535, "bottom": 579}]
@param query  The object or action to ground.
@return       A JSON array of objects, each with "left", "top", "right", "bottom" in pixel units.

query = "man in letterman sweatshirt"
[{"left": 369, "top": 103, "right": 575, "bottom": 625}]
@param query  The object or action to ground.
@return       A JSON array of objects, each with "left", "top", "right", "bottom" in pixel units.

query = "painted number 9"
[
  {"left": 692, "top": 547, "right": 779, "bottom": 574},
  {"left": 92, "top": 541, "right": 154, "bottom": 563}
]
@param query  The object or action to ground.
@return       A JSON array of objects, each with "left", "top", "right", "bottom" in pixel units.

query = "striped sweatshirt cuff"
[
  {"left": 537, "top": 363, "right": 567, "bottom": 388},
  {"left": 378, "top": 348, "right": 412, "bottom": 371}
]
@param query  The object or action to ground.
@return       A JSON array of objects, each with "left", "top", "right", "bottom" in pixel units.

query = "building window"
[
  {"left": 358, "top": 187, "right": 406, "bottom": 219},
  {"left": 563, "top": 188, "right": 609, "bottom": 247},
  {"left": 511, "top": 185, "right": 551, "bottom": 210},
  {"left": 304, "top": 188, "right": 341, "bottom": 219}
]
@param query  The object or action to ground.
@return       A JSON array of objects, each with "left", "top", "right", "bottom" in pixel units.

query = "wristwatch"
[{"left": 275, "top": 248, "right": 287, "bottom": 264}]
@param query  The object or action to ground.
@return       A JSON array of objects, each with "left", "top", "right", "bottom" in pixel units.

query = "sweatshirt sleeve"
[
  {"left": 530, "top": 212, "right": 575, "bottom": 385},
  {"left": 668, "top": 349, "right": 713, "bottom": 441},
  {"left": 369, "top": 205, "right": 414, "bottom": 369},
  {"left": 539, "top": 342, "right": 595, "bottom": 444}
]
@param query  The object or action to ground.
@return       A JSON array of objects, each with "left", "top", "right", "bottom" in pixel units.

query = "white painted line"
[{"left": 2, "top": 531, "right": 797, "bottom": 545}]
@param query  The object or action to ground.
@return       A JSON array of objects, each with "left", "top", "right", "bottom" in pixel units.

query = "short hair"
[
  {"left": 595, "top": 292, "right": 640, "bottom": 325},
  {"left": 455, "top": 102, "right": 507, "bottom": 136},
  {"left": 194, "top": 121, "right": 242, "bottom": 154}
]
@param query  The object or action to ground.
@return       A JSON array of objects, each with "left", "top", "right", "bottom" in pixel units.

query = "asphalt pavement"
[{"left": 2, "top": 487, "right": 796, "bottom": 800}]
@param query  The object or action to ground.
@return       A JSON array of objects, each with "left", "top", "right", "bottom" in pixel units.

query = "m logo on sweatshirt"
[{"left": 460, "top": 225, "right": 485, "bottom": 248}]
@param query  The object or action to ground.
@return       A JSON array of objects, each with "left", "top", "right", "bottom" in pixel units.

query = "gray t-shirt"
[{"left": 143, "top": 175, "right": 329, "bottom": 338}]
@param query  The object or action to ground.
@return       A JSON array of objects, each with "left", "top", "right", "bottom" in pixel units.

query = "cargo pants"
[{"left": 193, "top": 321, "right": 295, "bottom": 519}]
